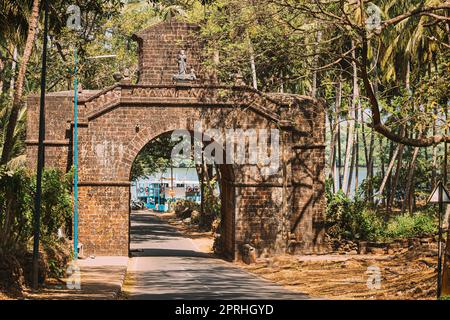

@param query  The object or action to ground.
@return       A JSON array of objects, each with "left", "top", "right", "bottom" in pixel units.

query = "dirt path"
[
  {"left": 23, "top": 257, "right": 128, "bottom": 300},
  {"left": 161, "top": 211, "right": 438, "bottom": 300},
  {"left": 239, "top": 250, "right": 437, "bottom": 300}
]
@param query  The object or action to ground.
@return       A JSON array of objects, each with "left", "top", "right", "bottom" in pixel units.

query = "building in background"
[{"left": 131, "top": 167, "right": 200, "bottom": 212}]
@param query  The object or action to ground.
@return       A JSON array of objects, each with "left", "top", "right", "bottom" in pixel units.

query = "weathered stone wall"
[
  {"left": 78, "top": 185, "right": 129, "bottom": 256},
  {"left": 290, "top": 98, "right": 326, "bottom": 254},
  {"left": 133, "top": 20, "right": 207, "bottom": 85},
  {"left": 73, "top": 90, "right": 290, "bottom": 257},
  {"left": 26, "top": 90, "right": 101, "bottom": 173},
  {"left": 26, "top": 94, "right": 73, "bottom": 172}
]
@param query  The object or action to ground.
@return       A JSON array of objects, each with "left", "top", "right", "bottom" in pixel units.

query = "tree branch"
[
  {"left": 360, "top": 33, "right": 450, "bottom": 147},
  {"left": 374, "top": 3, "right": 450, "bottom": 34}
]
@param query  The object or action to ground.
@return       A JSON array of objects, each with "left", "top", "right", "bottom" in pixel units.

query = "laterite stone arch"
[{"left": 26, "top": 20, "right": 326, "bottom": 259}]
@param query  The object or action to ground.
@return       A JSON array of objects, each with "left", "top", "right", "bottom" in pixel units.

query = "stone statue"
[
  {"left": 234, "top": 71, "right": 245, "bottom": 86},
  {"left": 173, "top": 50, "right": 196, "bottom": 81},
  {"left": 113, "top": 68, "right": 131, "bottom": 84},
  {"left": 189, "top": 68, "right": 197, "bottom": 80},
  {"left": 123, "top": 68, "right": 131, "bottom": 81},
  {"left": 113, "top": 71, "right": 123, "bottom": 82},
  {"left": 177, "top": 50, "right": 187, "bottom": 75}
]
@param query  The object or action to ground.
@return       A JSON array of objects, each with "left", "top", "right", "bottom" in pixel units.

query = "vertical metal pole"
[
  {"left": 171, "top": 166, "right": 175, "bottom": 199},
  {"left": 158, "top": 182, "right": 161, "bottom": 211},
  {"left": 73, "top": 48, "right": 79, "bottom": 260},
  {"left": 32, "top": 0, "right": 49, "bottom": 290},
  {"left": 438, "top": 183, "right": 443, "bottom": 299}
]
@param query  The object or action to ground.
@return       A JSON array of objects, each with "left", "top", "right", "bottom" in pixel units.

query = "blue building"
[{"left": 131, "top": 167, "right": 201, "bottom": 212}]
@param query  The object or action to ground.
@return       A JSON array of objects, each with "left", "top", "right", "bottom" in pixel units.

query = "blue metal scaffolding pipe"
[{"left": 73, "top": 49, "right": 79, "bottom": 260}]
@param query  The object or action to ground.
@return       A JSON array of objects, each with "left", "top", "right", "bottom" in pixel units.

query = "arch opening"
[{"left": 128, "top": 130, "right": 236, "bottom": 260}]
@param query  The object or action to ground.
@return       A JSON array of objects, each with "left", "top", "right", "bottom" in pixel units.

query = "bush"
[
  {"left": 0, "top": 167, "right": 72, "bottom": 252},
  {"left": 0, "top": 167, "right": 73, "bottom": 289},
  {"left": 356, "top": 209, "right": 386, "bottom": 241},
  {"left": 0, "top": 167, "right": 33, "bottom": 252},
  {"left": 384, "top": 212, "right": 437, "bottom": 240},
  {"left": 326, "top": 191, "right": 385, "bottom": 241},
  {"left": 325, "top": 182, "right": 437, "bottom": 241},
  {"left": 174, "top": 199, "right": 200, "bottom": 219},
  {"left": 40, "top": 169, "right": 73, "bottom": 241},
  {"left": 325, "top": 188, "right": 377, "bottom": 240}
]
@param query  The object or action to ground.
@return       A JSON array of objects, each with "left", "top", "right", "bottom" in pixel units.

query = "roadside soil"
[
  {"left": 239, "top": 250, "right": 437, "bottom": 300},
  {"left": 163, "top": 211, "right": 438, "bottom": 300},
  {"left": 0, "top": 291, "right": 16, "bottom": 300}
]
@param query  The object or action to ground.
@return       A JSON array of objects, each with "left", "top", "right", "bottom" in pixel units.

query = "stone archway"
[
  {"left": 126, "top": 129, "right": 237, "bottom": 259},
  {"left": 26, "top": 19, "right": 326, "bottom": 259}
]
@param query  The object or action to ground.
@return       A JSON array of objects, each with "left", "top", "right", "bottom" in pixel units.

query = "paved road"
[{"left": 126, "top": 211, "right": 310, "bottom": 300}]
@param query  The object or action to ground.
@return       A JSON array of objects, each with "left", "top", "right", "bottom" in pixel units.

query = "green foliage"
[
  {"left": 174, "top": 199, "right": 200, "bottom": 219},
  {"left": 78, "top": 1, "right": 161, "bottom": 89},
  {"left": 0, "top": 167, "right": 34, "bottom": 250},
  {"left": 39, "top": 169, "right": 72, "bottom": 241},
  {"left": 326, "top": 188, "right": 381, "bottom": 240},
  {"left": 47, "top": 258, "right": 65, "bottom": 279},
  {"left": 326, "top": 182, "right": 437, "bottom": 241},
  {"left": 203, "top": 177, "right": 220, "bottom": 215},
  {"left": 384, "top": 212, "right": 437, "bottom": 240},
  {"left": 131, "top": 134, "right": 185, "bottom": 181},
  {"left": 0, "top": 167, "right": 73, "bottom": 253}
]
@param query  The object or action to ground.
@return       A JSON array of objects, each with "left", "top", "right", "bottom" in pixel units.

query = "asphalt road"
[{"left": 127, "top": 211, "right": 310, "bottom": 300}]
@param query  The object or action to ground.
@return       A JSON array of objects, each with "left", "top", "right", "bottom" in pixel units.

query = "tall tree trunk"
[
  {"left": 367, "top": 129, "right": 375, "bottom": 204},
  {"left": 1, "top": 0, "right": 41, "bottom": 165},
  {"left": 9, "top": 46, "right": 18, "bottom": 99},
  {"left": 405, "top": 60, "right": 411, "bottom": 94},
  {"left": 402, "top": 131, "right": 422, "bottom": 214},
  {"left": 311, "top": 31, "right": 322, "bottom": 98},
  {"left": 344, "top": 49, "right": 358, "bottom": 195},
  {"left": 378, "top": 143, "right": 401, "bottom": 200},
  {"left": 332, "top": 139, "right": 338, "bottom": 193},
  {"left": 347, "top": 131, "right": 356, "bottom": 197},
  {"left": 432, "top": 106, "right": 438, "bottom": 187},
  {"left": 342, "top": 112, "right": 350, "bottom": 190},
  {"left": 377, "top": 136, "right": 386, "bottom": 205},
  {"left": 385, "top": 138, "right": 395, "bottom": 205},
  {"left": 343, "top": 104, "right": 353, "bottom": 194},
  {"left": 379, "top": 136, "right": 385, "bottom": 180},
  {"left": 328, "top": 77, "right": 342, "bottom": 193},
  {"left": 354, "top": 100, "right": 359, "bottom": 195},
  {"left": 388, "top": 141, "right": 405, "bottom": 212},
  {"left": 360, "top": 101, "right": 369, "bottom": 176},
  {"left": 0, "top": 59, "right": 3, "bottom": 95},
  {"left": 338, "top": 122, "right": 343, "bottom": 191},
  {"left": 327, "top": 112, "right": 336, "bottom": 192},
  {"left": 334, "top": 75, "right": 343, "bottom": 191},
  {"left": 336, "top": 76, "right": 343, "bottom": 191},
  {"left": 248, "top": 36, "right": 258, "bottom": 90},
  {"left": 365, "top": 49, "right": 380, "bottom": 204},
  {"left": 445, "top": 107, "right": 448, "bottom": 184}
]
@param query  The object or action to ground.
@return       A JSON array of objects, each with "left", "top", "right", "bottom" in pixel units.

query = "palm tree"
[
  {"left": 1, "top": 0, "right": 41, "bottom": 165},
  {"left": 378, "top": 0, "right": 443, "bottom": 86},
  {"left": 152, "top": 2, "right": 186, "bottom": 21}
]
